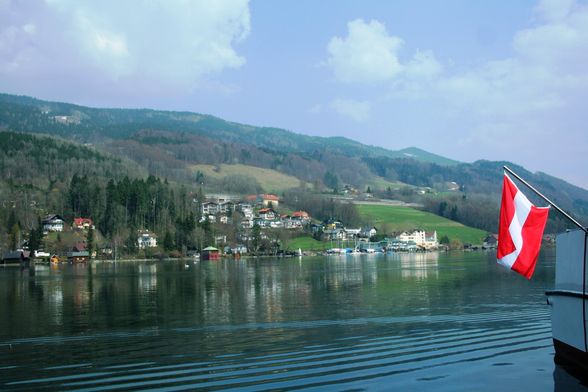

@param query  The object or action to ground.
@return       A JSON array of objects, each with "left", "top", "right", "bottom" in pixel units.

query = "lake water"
[{"left": 1, "top": 250, "right": 587, "bottom": 391}]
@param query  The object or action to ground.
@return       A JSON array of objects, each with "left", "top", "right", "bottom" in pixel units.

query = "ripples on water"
[{"left": 0, "top": 250, "right": 585, "bottom": 391}]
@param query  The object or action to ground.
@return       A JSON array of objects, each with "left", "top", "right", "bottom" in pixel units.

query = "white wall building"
[
  {"left": 397, "top": 230, "right": 438, "bottom": 249},
  {"left": 137, "top": 230, "right": 158, "bottom": 249}
]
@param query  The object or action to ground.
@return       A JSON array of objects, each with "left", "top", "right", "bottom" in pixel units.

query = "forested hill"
[
  {"left": 2, "top": 93, "right": 588, "bottom": 234},
  {"left": 0, "top": 93, "right": 458, "bottom": 165},
  {"left": 0, "top": 131, "right": 196, "bottom": 254}
]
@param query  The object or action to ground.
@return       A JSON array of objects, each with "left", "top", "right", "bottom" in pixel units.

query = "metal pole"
[{"left": 503, "top": 165, "right": 587, "bottom": 233}]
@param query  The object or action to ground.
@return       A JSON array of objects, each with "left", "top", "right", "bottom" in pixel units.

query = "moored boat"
[{"left": 546, "top": 230, "right": 588, "bottom": 373}]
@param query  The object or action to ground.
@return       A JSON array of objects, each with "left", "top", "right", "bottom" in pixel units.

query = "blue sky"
[{"left": 2, "top": 0, "right": 588, "bottom": 190}]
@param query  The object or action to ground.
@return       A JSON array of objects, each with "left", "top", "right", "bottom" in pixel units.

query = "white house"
[
  {"left": 258, "top": 208, "right": 277, "bottom": 220},
  {"left": 201, "top": 202, "right": 219, "bottom": 215},
  {"left": 137, "top": 230, "right": 157, "bottom": 249},
  {"left": 42, "top": 215, "right": 64, "bottom": 233},
  {"left": 199, "top": 215, "right": 217, "bottom": 223},
  {"left": 324, "top": 228, "right": 347, "bottom": 241},
  {"left": 218, "top": 201, "right": 235, "bottom": 214},
  {"left": 237, "top": 203, "right": 254, "bottom": 218},
  {"left": 219, "top": 215, "right": 232, "bottom": 224},
  {"left": 344, "top": 228, "right": 361, "bottom": 238},
  {"left": 360, "top": 226, "right": 377, "bottom": 239},
  {"left": 397, "top": 230, "right": 438, "bottom": 249},
  {"left": 282, "top": 218, "right": 303, "bottom": 229},
  {"left": 291, "top": 210, "right": 311, "bottom": 222},
  {"left": 424, "top": 231, "right": 438, "bottom": 249}
]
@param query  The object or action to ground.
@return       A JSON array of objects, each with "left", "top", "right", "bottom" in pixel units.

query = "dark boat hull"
[
  {"left": 554, "top": 339, "right": 588, "bottom": 384},
  {"left": 554, "top": 339, "right": 588, "bottom": 368}
]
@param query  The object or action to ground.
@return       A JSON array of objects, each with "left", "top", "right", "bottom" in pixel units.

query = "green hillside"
[
  {"left": 357, "top": 204, "right": 487, "bottom": 245},
  {"left": 190, "top": 164, "right": 304, "bottom": 193},
  {"left": 0, "top": 93, "right": 458, "bottom": 165}
]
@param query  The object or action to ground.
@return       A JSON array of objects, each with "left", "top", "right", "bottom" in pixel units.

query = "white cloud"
[
  {"left": 426, "top": 0, "right": 588, "bottom": 187},
  {"left": 327, "top": 4, "right": 588, "bottom": 117},
  {"left": 534, "top": 0, "right": 576, "bottom": 21},
  {"left": 324, "top": 2, "right": 588, "bottom": 187},
  {"left": 330, "top": 98, "right": 371, "bottom": 122},
  {"left": 0, "top": 0, "right": 250, "bottom": 90},
  {"left": 437, "top": 0, "right": 588, "bottom": 120},
  {"left": 326, "top": 19, "right": 443, "bottom": 86},
  {"left": 405, "top": 50, "right": 443, "bottom": 79},
  {"left": 326, "top": 19, "right": 404, "bottom": 84}
]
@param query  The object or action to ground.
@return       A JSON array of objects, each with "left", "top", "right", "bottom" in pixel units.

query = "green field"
[
  {"left": 357, "top": 204, "right": 487, "bottom": 244},
  {"left": 190, "top": 164, "right": 302, "bottom": 193},
  {"left": 284, "top": 236, "right": 331, "bottom": 251},
  {"left": 367, "top": 176, "right": 410, "bottom": 191}
]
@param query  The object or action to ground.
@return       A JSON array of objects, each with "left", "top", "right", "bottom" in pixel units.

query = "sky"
[{"left": 2, "top": 0, "right": 588, "bottom": 189}]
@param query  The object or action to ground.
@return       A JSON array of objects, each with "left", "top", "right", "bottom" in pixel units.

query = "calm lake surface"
[{"left": 1, "top": 250, "right": 587, "bottom": 391}]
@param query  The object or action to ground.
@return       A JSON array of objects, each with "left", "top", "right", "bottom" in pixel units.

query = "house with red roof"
[
  {"left": 259, "top": 194, "right": 279, "bottom": 207},
  {"left": 292, "top": 210, "right": 310, "bottom": 221},
  {"left": 73, "top": 218, "right": 94, "bottom": 230},
  {"left": 258, "top": 208, "right": 277, "bottom": 220}
]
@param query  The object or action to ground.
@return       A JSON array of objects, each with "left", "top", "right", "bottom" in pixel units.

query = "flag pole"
[{"left": 503, "top": 165, "right": 588, "bottom": 233}]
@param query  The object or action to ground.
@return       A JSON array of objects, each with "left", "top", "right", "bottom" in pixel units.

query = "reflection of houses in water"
[
  {"left": 35, "top": 264, "right": 65, "bottom": 326},
  {"left": 138, "top": 264, "right": 158, "bottom": 293},
  {"left": 327, "top": 258, "right": 378, "bottom": 288},
  {"left": 256, "top": 265, "right": 284, "bottom": 322},
  {"left": 399, "top": 252, "right": 439, "bottom": 279},
  {"left": 196, "top": 257, "right": 383, "bottom": 326},
  {"left": 199, "top": 261, "right": 316, "bottom": 325},
  {"left": 202, "top": 261, "right": 247, "bottom": 324},
  {"left": 71, "top": 264, "right": 91, "bottom": 310},
  {"left": 49, "top": 285, "right": 64, "bottom": 326}
]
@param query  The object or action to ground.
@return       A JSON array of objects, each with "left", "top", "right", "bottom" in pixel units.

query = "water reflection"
[
  {"left": 1, "top": 251, "right": 586, "bottom": 391},
  {"left": 398, "top": 251, "right": 439, "bottom": 279},
  {"left": 137, "top": 263, "right": 157, "bottom": 294},
  {"left": 0, "top": 252, "right": 535, "bottom": 335}
]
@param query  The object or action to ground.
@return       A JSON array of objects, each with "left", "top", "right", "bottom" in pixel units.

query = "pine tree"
[
  {"left": 252, "top": 223, "right": 261, "bottom": 254},
  {"left": 28, "top": 228, "right": 39, "bottom": 254},
  {"left": 86, "top": 227, "right": 94, "bottom": 258},
  {"left": 9, "top": 223, "right": 20, "bottom": 250},
  {"left": 163, "top": 231, "right": 174, "bottom": 251}
]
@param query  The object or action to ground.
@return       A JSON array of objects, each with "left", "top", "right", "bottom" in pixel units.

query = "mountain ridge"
[{"left": 0, "top": 93, "right": 460, "bottom": 166}]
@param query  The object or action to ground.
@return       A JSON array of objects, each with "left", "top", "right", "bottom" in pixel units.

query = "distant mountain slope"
[
  {"left": 0, "top": 93, "right": 459, "bottom": 164},
  {"left": 396, "top": 147, "right": 459, "bottom": 166}
]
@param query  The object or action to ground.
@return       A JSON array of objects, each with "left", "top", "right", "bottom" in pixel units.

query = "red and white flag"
[{"left": 497, "top": 173, "right": 549, "bottom": 279}]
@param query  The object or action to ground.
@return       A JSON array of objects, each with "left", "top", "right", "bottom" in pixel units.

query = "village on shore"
[{"left": 2, "top": 192, "right": 506, "bottom": 265}]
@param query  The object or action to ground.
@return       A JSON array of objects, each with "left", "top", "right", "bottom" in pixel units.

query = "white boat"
[{"left": 546, "top": 230, "right": 588, "bottom": 372}]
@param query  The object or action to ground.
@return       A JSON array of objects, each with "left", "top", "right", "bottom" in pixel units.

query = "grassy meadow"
[
  {"left": 191, "top": 164, "right": 302, "bottom": 193},
  {"left": 356, "top": 204, "right": 487, "bottom": 245},
  {"left": 285, "top": 236, "right": 331, "bottom": 252}
]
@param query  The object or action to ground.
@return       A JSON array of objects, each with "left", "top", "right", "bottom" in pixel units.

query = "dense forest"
[{"left": 0, "top": 132, "right": 200, "bottom": 256}]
